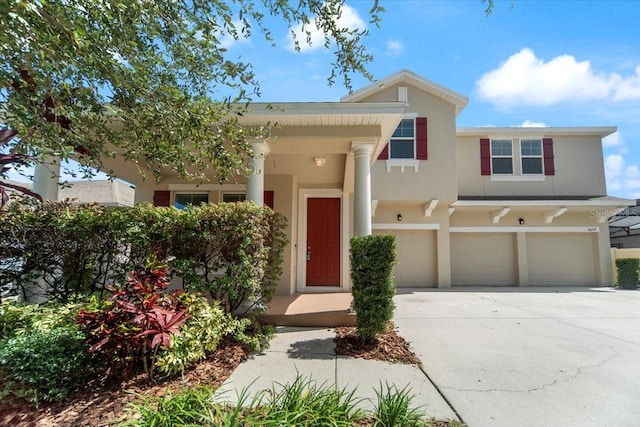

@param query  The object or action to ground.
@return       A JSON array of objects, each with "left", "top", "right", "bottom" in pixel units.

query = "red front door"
[{"left": 306, "top": 198, "right": 340, "bottom": 286}]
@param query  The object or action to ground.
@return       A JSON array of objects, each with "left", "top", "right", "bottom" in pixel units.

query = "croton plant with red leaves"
[{"left": 76, "top": 256, "right": 188, "bottom": 381}]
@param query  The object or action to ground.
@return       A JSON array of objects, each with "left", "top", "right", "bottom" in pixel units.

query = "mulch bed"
[
  {"left": 334, "top": 325, "right": 422, "bottom": 365},
  {"left": 0, "top": 340, "right": 250, "bottom": 427}
]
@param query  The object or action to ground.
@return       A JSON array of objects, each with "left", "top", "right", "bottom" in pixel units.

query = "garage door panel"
[
  {"left": 527, "top": 234, "right": 595, "bottom": 286},
  {"left": 373, "top": 230, "right": 436, "bottom": 287},
  {"left": 451, "top": 233, "right": 515, "bottom": 286}
]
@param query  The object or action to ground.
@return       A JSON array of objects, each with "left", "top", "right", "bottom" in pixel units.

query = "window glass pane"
[
  {"left": 521, "top": 140, "right": 542, "bottom": 156},
  {"left": 491, "top": 140, "right": 512, "bottom": 156},
  {"left": 522, "top": 158, "right": 543, "bottom": 174},
  {"left": 390, "top": 140, "right": 414, "bottom": 159},
  {"left": 392, "top": 119, "right": 415, "bottom": 138},
  {"left": 174, "top": 193, "right": 209, "bottom": 209},
  {"left": 222, "top": 193, "right": 246, "bottom": 203},
  {"left": 492, "top": 158, "right": 513, "bottom": 174}
]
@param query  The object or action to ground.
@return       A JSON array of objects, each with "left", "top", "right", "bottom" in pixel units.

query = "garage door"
[
  {"left": 373, "top": 230, "right": 437, "bottom": 287},
  {"left": 451, "top": 233, "right": 516, "bottom": 286},
  {"left": 527, "top": 233, "right": 595, "bottom": 286}
]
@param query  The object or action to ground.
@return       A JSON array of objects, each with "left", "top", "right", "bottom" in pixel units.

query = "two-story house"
[{"left": 83, "top": 69, "right": 630, "bottom": 293}]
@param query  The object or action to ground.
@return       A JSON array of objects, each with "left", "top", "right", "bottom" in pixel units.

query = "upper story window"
[
  {"left": 389, "top": 118, "right": 416, "bottom": 159},
  {"left": 480, "top": 137, "right": 554, "bottom": 178},
  {"left": 521, "top": 139, "right": 543, "bottom": 174},
  {"left": 174, "top": 193, "right": 209, "bottom": 209},
  {"left": 491, "top": 139, "right": 513, "bottom": 174}
]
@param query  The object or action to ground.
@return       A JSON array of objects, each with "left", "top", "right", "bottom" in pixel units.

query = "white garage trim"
[
  {"left": 450, "top": 226, "right": 598, "bottom": 233},
  {"left": 373, "top": 223, "right": 440, "bottom": 230}
]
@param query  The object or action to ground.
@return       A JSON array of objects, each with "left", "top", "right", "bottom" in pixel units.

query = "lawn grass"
[{"left": 120, "top": 375, "right": 465, "bottom": 427}]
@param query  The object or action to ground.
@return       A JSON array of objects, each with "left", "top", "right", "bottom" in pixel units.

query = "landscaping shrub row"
[
  {"left": 615, "top": 258, "right": 639, "bottom": 290},
  {"left": 0, "top": 201, "right": 287, "bottom": 312},
  {"left": 0, "top": 258, "right": 263, "bottom": 404}
]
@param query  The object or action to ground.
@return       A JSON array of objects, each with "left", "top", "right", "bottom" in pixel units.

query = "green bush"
[
  {"left": 0, "top": 201, "right": 288, "bottom": 311},
  {"left": 350, "top": 235, "right": 397, "bottom": 342},
  {"left": 616, "top": 258, "right": 639, "bottom": 289},
  {"left": 154, "top": 295, "right": 260, "bottom": 376},
  {"left": 0, "top": 300, "right": 81, "bottom": 339},
  {"left": 0, "top": 326, "right": 90, "bottom": 404}
]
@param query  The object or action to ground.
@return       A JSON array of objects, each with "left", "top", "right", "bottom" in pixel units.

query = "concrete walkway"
[
  {"left": 394, "top": 287, "right": 640, "bottom": 427},
  {"left": 215, "top": 327, "right": 458, "bottom": 421}
]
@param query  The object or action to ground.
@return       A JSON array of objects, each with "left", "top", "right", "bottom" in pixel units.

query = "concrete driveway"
[{"left": 393, "top": 287, "right": 640, "bottom": 427}]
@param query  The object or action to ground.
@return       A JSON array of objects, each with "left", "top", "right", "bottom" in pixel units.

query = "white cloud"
[
  {"left": 385, "top": 39, "right": 405, "bottom": 57},
  {"left": 518, "top": 120, "right": 546, "bottom": 127},
  {"left": 603, "top": 131, "right": 624, "bottom": 148},
  {"left": 287, "top": 4, "right": 366, "bottom": 52},
  {"left": 604, "top": 153, "right": 640, "bottom": 197},
  {"left": 606, "top": 154, "right": 625, "bottom": 178},
  {"left": 476, "top": 48, "right": 640, "bottom": 107}
]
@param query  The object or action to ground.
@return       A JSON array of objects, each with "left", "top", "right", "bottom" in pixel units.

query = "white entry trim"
[
  {"left": 373, "top": 223, "right": 440, "bottom": 230},
  {"left": 296, "top": 188, "right": 350, "bottom": 293},
  {"left": 450, "top": 226, "right": 599, "bottom": 233}
]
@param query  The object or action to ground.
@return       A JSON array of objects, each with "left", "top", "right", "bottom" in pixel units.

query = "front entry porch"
[{"left": 260, "top": 293, "right": 355, "bottom": 327}]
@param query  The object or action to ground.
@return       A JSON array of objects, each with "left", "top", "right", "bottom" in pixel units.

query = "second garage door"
[
  {"left": 527, "top": 233, "right": 596, "bottom": 286},
  {"left": 451, "top": 233, "right": 516, "bottom": 286},
  {"left": 374, "top": 230, "right": 437, "bottom": 287}
]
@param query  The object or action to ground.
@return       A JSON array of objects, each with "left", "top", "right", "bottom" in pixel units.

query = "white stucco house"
[{"left": 32, "top": 70, "right": 635, "bottom": 293}]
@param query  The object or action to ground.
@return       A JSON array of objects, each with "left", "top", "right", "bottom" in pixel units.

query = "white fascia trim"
[
  {"left": 457, "top": 126, "right": 617, "bottom": 138},
  {"left": 491, "top": 175, "right": 546, "bottom": 182},
  {"left": 450, "top": 226, "right": 600, "bottom": 233},
  {"left": 372, "top": 223, "right": 440, "bottom": 230},
  {"left": 244, "top": 101, "right": 407, "bottom": 116},
  {"left": 169, "top": 183, "right": 246, "bottom": 191},
  {"left": 451, "top": 199, "right": 632, "bottom": 207}
]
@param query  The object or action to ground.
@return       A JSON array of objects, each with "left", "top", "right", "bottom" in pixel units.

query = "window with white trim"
[
  {"left": 491, "top": 139, "right": 513, "bottom": 174},
  {"left": 222, "top": 193, "right": 246, "bottom": 203},
  {"left": 520, "top": 139, "right": 543, "bottom": 174},
  {"left": 389, "top": 118, "right": 415, "bottom": 159},
  {"left": 174, "top": 193, "right": 209, "bottom": 209}
]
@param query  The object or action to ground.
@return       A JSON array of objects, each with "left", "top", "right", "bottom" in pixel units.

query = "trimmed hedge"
[
  {"left": 350, "top": 235, "right": 397, "bottom": 342},
  {"left": 616, "top": 258, "right": 639, "bottom": 290},
  {"left": 0, "top": 201, "right": 287, "bottom": 312}
]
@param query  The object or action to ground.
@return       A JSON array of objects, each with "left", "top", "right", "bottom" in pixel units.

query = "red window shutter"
[
  {"left": 153, "top": 191, "right": 171, "bottom": 207},
  {"left": 416, "top": 117, "right": 428, "bottom": 160},
  {"left": 264, "top": 190, "right": 274, "bottom": 209},
  {"left": 480, "top": 138, "right": 491, "bottom": 175},
  {"left": 543, "top": 138, "right": 555, "bottom": 176},
  {"left": 377, "top": 144, "right": 389, "bottom": 160}
]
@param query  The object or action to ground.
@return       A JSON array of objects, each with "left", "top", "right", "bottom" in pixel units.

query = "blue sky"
[
  {"left": 7, "top": 0, "right": 640, "bottom": 199},
  {"left": 239, "top": 0, "right": 640, "bottom": 199}
]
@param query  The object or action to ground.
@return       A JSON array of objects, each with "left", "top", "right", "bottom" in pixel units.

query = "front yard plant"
[
  {"left": 615, "top": 258, "right": 639, "bottom": 289},
  {"left": 350, "top": 235, "right": 397, "bottom": 342}
]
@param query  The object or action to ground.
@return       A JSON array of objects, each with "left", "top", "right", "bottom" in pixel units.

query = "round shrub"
[{"left": 0, "top": 326, "right": 90, "bottom": 404}]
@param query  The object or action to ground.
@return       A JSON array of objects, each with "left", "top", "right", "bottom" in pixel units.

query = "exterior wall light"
[
  {"left": 397, "top": 213, "right": 403, "bottom": 222},
  {"left": 519, "top": 218, "right": 525, "bottom": 225},
  {"left": 314, "top": 157, "right": 326, "bottom": 167}
]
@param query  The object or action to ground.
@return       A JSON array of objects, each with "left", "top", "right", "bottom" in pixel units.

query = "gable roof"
[{"left": 340, "top": 69, "right": 468, "bottom": 116}]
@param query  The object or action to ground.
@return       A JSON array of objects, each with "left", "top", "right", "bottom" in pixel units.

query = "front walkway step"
[{"left": 260, "top": 293, "right": 355, "bottom": 327}]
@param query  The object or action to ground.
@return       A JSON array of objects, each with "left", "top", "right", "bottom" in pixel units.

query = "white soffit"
[{"left": 452, "top": 197, "right": 634, "bottom": 208}]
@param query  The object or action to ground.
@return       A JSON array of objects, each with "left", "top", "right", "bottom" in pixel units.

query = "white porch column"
[
  {"left": 352, "top": 142, "right": 374, "bottom": 236},
  {"left": 32, "top": 157, "right": 61, "bottom": 202},
  {"left": 246, "top": 140, "right": 270, "bottom": 206}
]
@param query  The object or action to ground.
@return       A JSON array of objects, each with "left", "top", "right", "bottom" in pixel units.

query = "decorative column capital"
[
  {"left": 351, "top": 141, "right": 375, "bottom": 155},
  {"left": 249, "top": 140, "right": 270, "bottom": 158}
]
